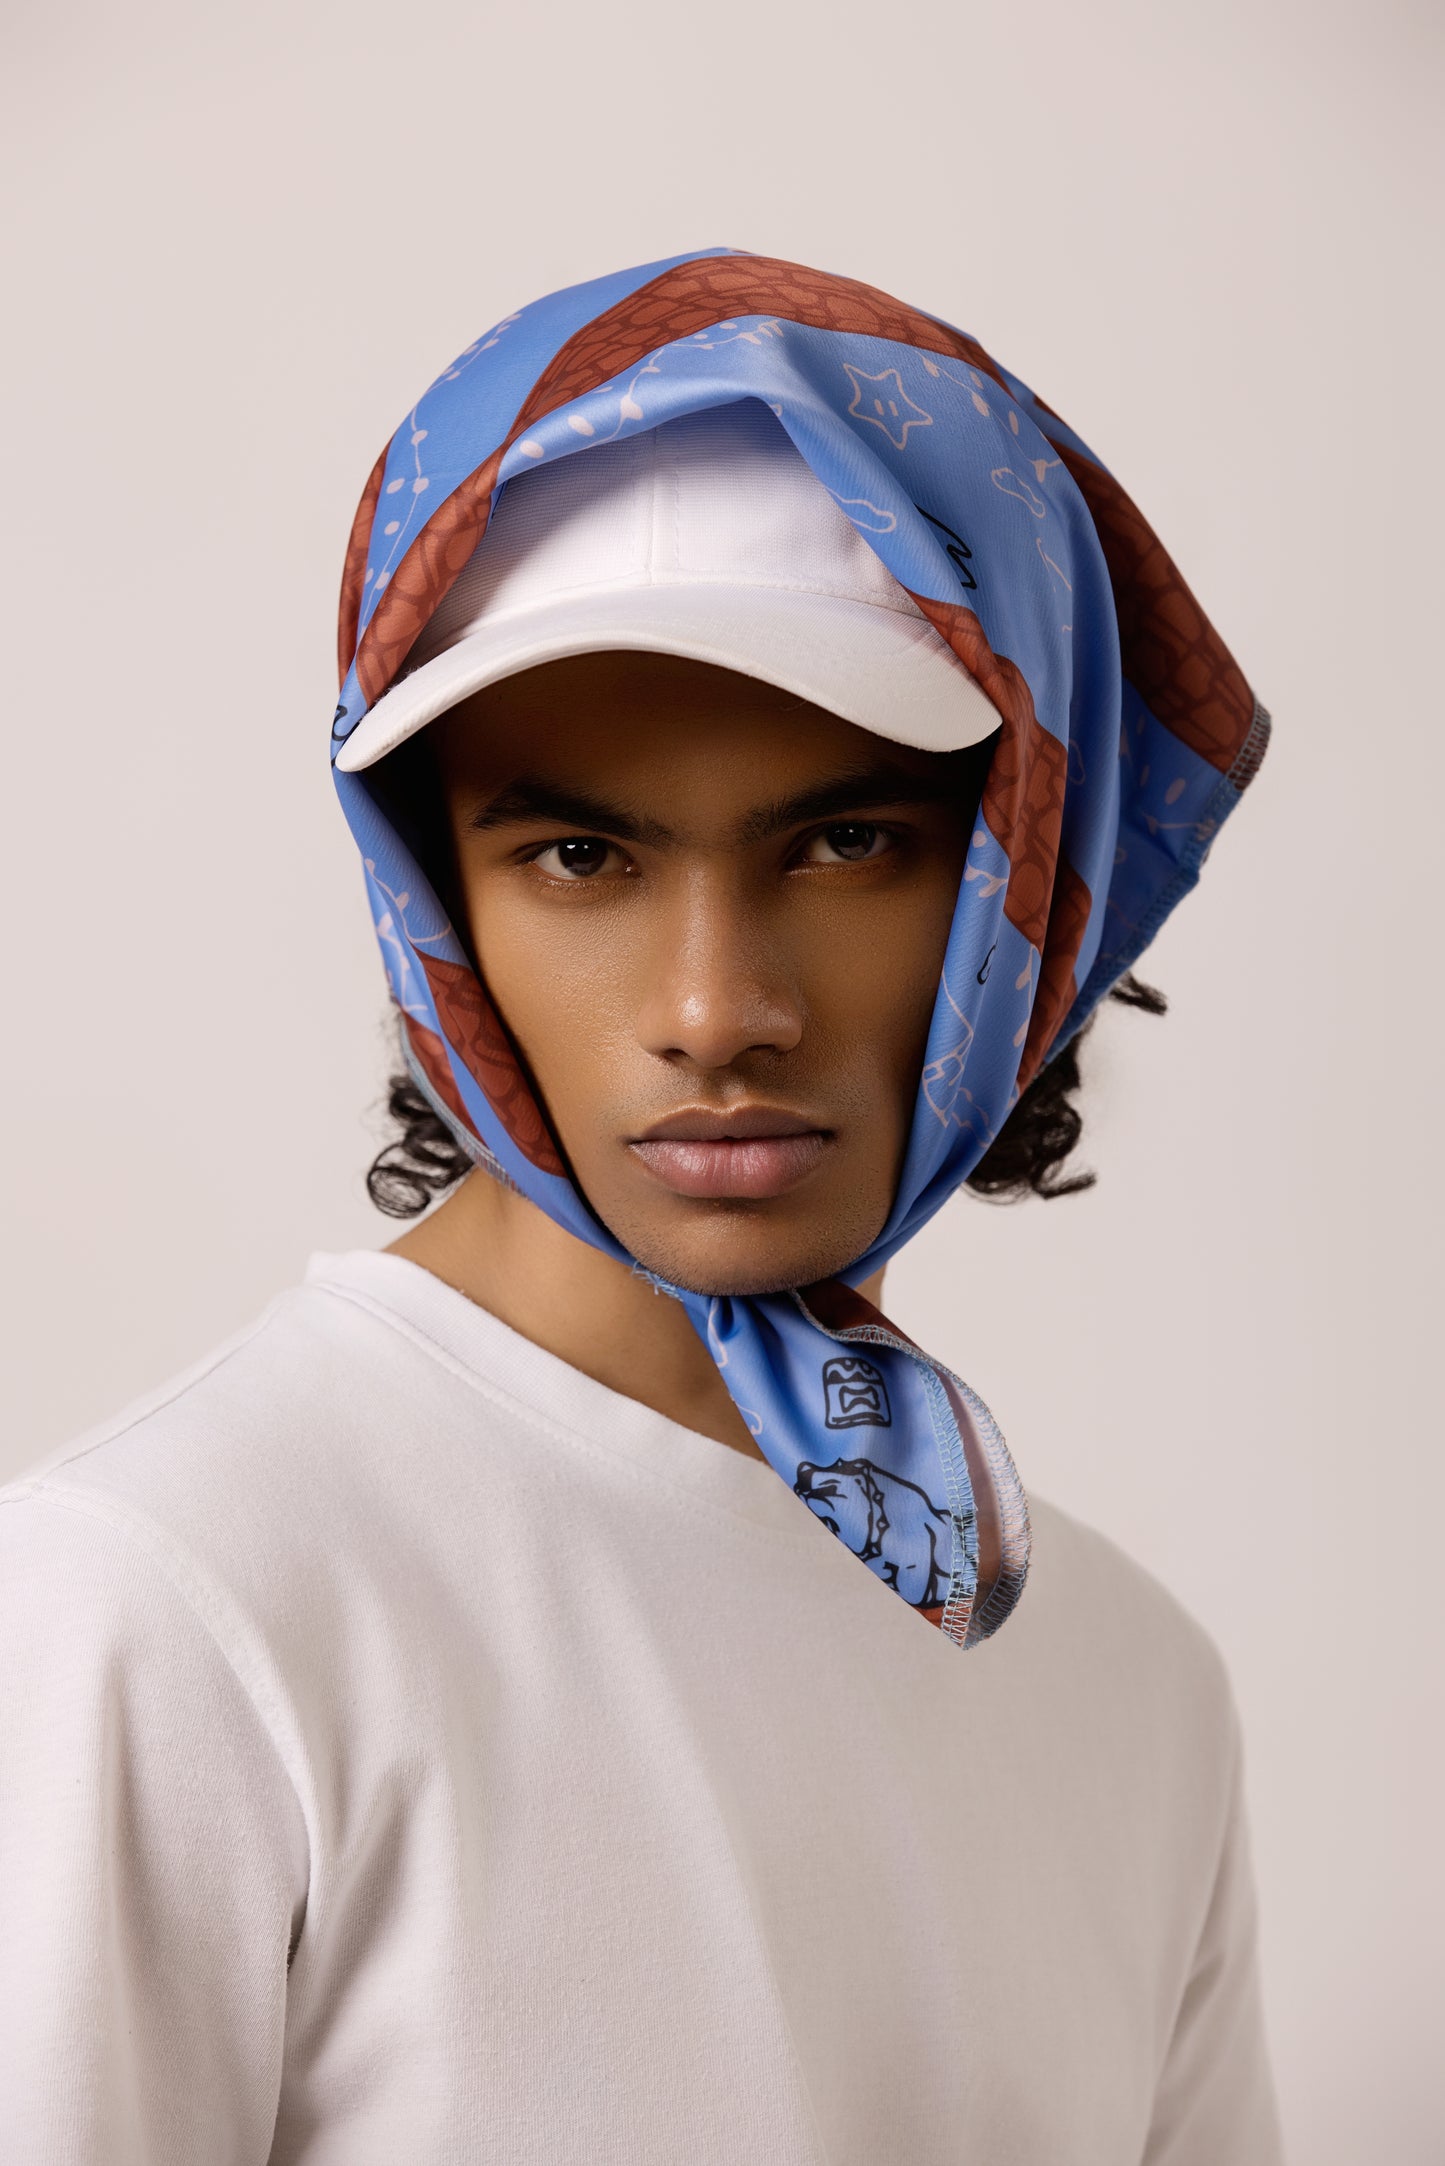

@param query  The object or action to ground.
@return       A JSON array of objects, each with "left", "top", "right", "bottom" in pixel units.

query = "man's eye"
[
  {"left": 532, "top": 836, "right": 618, "bottom": 879},
  {"left": 802, "top": 822, "right": 890, "bottom": 864}
]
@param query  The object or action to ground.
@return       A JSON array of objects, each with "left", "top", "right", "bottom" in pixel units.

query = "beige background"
[{"left": 2, "top": 0, "right": 1440, "bottom": 2154}]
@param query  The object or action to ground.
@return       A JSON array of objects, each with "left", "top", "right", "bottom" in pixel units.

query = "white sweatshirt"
[{"left": 0, "top": 1249, "right": 1282, "bottom": 2164}]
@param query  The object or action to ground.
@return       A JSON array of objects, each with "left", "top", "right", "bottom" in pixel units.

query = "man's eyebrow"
[
  {"left": 733, "top": 761, "right": 963, "bottom": 844},
  {"left": 464, "top": 778, "right": 676, "bottom": 847},
  {"left": 464, "top": 759, "right": 962, "bottom": 849}
]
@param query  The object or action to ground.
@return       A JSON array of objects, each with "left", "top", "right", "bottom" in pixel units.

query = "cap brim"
[{"left": 334, "top": 583, "right": 1000, "bottom": 773}]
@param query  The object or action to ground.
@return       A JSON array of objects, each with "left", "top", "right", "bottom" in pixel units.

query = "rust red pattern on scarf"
[
  {"left": 1048, "top": 443, "right": 1254, "bottom": 774},
  {"left": 417, "top": 952, "right": 566, "bottom": 1176},
  {"left": 404, "top": 1015, "right": 481, "bottom": 1138},
  {"left": 338, "top": 445, "right": 388, "bottom": 686},
  {"left": 909, "top": 594, "right": 1088, "bottom": 1077}
]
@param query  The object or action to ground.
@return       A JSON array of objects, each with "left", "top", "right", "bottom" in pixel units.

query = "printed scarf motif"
[{"left": 332, "top": 248, "right": 1268, "bottom": 1647}]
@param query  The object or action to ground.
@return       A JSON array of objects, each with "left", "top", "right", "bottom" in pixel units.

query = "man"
[{"left": 0, "top": 252, "right": 1281, "bottom": 2161}]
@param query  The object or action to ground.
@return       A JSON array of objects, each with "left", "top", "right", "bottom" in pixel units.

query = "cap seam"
[{"left": 407, "top": 568, "right": 934, "bottom": 621}]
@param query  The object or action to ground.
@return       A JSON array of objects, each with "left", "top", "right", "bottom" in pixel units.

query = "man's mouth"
[{"left": 628, "top": 1105, "right": 832, "bottom": 1200}]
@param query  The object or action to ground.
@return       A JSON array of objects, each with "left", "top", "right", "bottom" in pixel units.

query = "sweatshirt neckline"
[{"left": 302, "top": 1248, "right": 820, "bottom": 1541}]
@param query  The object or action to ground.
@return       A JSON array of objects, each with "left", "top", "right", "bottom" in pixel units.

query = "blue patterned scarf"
[{"left": 332, "top": 248, "right": 1268, "bottom": 1647}]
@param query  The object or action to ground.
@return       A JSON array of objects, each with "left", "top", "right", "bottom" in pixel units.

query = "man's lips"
[{"left": 628, "top": 1106, "right": 832, "bottom": 1200}]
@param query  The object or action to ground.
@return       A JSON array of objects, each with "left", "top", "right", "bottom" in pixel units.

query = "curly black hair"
[{"left": 365, "top": 972, "right": 1165, "bottom": 1220}]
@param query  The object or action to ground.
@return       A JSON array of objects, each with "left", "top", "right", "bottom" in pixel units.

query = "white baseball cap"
[{"left": 335, "top": 398, "right": 1000, "bottom": 773}]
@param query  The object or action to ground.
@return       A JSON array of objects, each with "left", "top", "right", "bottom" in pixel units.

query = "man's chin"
[
  {"left": 614, "top": 1220, "right": 878, "bottom": 1303},
  {"left": 648, "top": 1265, "right": 821, "bottom": 1300}
]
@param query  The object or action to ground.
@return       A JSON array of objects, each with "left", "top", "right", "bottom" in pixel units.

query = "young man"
[{"left": 0, "top": 252, "right": 1281, "bottom": 2162}]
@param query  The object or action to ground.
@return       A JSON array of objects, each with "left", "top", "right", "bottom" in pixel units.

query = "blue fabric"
[{"left": 332, "top": 249, "right": 1268, "bottom": 1646}]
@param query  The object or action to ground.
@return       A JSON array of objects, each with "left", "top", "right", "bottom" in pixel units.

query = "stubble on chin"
[{"left": 596, "top": 1195, "right": 892, "bottom": 1301}]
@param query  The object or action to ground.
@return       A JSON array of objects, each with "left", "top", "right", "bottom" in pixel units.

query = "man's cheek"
[
  {"left": 526, "top": 1016, "right": 625, "bottom": 1144},
  {"left": 490, "top": 948, "right": 609, "bottom": 1063}
]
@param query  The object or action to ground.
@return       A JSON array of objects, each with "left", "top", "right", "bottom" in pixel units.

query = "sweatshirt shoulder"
[
  {"left": 2, "top": 1276, "right": 416, "bottom": 1553},
  {"left": 1005, "top": 1492, "right": 1238, "bottom": 1747},
  {"left": 1028, "top": 1492, "right": 1228, "bottom": 1648}
]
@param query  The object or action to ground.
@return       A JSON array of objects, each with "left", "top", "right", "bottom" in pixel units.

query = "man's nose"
[{"left": 634, "top": 880, "right": 805, "bottom": 1071}]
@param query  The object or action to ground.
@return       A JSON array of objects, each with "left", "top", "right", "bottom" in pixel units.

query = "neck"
[{"left": 386, "top": 1170, "right": 883, "bottom": 1461}]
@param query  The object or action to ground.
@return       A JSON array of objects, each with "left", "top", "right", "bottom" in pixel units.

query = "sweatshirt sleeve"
[
  {"left": 1142, "top": 1701, "right": 1285, "bottom": 2166},
  {"left": 0, "top": 1486, "right": 309, "bottom": 2166}
]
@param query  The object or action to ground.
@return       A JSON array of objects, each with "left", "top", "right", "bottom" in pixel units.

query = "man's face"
[{"left": 423, "top": 652, "right": 983, "bottom": 1297}]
